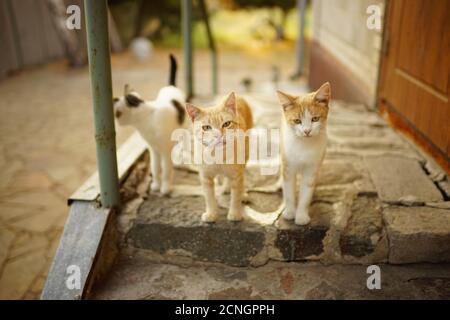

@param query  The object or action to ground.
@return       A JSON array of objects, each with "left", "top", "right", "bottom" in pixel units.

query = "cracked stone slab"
[
  {"left": 273, "top": 198, "right": 333, "bottom": 261},
  {"left": 383, "top": 207, "right": 450, "bottom": 263},
  {"left": 340, "top": 196, "right": 386, "bottom": 259},
  {"left": 364, "top": 155, "right": 443, "bottom": 203}
]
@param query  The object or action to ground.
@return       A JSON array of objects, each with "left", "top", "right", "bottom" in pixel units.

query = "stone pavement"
[
  {"left": 91, "top": 94, "right": 450, "bottom": 299},
  {"left": 0, "top": 48, "right": 299, "bottom": 299},
  {"left": 93, "top": 257, "right": 450, "bottom": 300}
]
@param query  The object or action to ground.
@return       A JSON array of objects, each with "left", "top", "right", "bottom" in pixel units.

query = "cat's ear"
[
  {"left": 124, "top": 84, "right": 131, "bottom": 95},
  {"left": 185, "top": 103, "right": 201, "bottom": 121},
  {"left": 276, "top": 90, "right": 296, "bottom": 109},
  {"left": 314, "top": 82, "right": 331, "bottom": 105},
  {"left": 224, "top": 92, "right": 237, "bottom": 115},
  {"left": 125, "top": 93, "right": 143, "bottom": 107}
]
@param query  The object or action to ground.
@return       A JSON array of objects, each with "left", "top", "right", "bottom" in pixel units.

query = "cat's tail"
[{"left": 169, "top": 54, "right": 177, "bottom": 86}]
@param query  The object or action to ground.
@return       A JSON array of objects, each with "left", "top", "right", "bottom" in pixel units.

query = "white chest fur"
[{"left": 282, "top": 122, "right": 327, "bottom": 169}]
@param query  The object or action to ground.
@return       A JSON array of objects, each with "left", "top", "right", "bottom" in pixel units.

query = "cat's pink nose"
[{"left": 303, "top": 129, "right": 311, "bottom": 136}]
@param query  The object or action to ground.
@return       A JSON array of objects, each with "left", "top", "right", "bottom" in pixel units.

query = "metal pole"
[
  {"left": 198, "top": 0, "right": 218, "bottom": 95},
  {"left": 293, "top": 0, "right": 306, "bottom": 78},
  {"left": 84, "top": 0, "right": 120, "bottom": 208},
  {"left": 182, "top": 0, "right": 194, "bottom": 99}
]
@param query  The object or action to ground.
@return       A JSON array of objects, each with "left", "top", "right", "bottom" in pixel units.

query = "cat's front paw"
[
  {"left": 227, "top": 210, "right": 243, "bottom": 222},
  {"left": 150, "top": 180, "right": 160, "bottom": 192},
  {"left": 160, "top": 183, "right": 173, "bottom": 196},
  {"left": 241, "top": 191, "right": 250, "bottom": 204},
  {"left": 295, "top": 213, "right": 311, "bottom": 226},
  {"left": 282, "top": 207, "right": 296, "bottom": 220},
  {"left": 201, "top": 212, "right": 218, "bottom": 223}
]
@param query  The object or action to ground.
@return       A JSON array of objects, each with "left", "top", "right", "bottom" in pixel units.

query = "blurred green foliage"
[{"left": 108, "top": 0, "right": 310, "bottom": 49}]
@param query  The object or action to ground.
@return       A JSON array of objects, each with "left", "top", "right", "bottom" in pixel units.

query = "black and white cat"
[{"left": 114, "top": 54, "right": 187, "bottom": 195}]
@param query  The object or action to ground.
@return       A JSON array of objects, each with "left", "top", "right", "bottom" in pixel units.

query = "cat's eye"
[
  {"left": 222, "top": 121, "right": 232, "bottom": 128},
  {"left": 311, "top": 116, "right": 320, "bottom": 122},
  {"left": 202, "top": 125, "right": 212, "bottom": 131},
  {"left": 293, "top": 119, "right": 302, "bottom": 124}
]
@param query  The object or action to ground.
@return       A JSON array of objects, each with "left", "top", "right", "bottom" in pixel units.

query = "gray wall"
[
  {"left": 311, "top": 0, "right": 385, "bottom": 106},
  {"left": 0, "top": 0, "right": 66, "bottom": 80}
]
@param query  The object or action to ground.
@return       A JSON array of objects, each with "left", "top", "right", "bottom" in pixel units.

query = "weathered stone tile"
[
  {"left": 0, "top": 226, "right": 15, "bottom": 268},
  {"left": 1, "top": 190, "right": 65, "bottom": 208},
  {"left": 330, "top": 137, "right": 409, "bottom": 151},
  {"left": 317, "top": 161, "right": 362, "bottom": 186},
  {"left": 305, "top": 281, "right": 345, "bottom": 299},
  {"left": 274, "top": 224, "right": 327, "bottom": 261},
  {"left": 365, "top": 155, "right": 443, "bottom": 203},
  {"left": 0, "top": 204, "right": 34, "bottom": 222},
  {"left": 327, "top": 111, "right": 385, "bottom": 126},
  {"left": 340, "top": 196, "right": 384, "bottom": 257},
  {"left": 383, "top": 207, "right": 450, "bottom": 263},
  {"left": 173, "top": 169, "right": 200, "bottom": 186},
  {"left": 328, "top": 125, "right": 399, "bottom": 139},
  {"left": 274, "top": 201, "right": 332, "bottom": 261},
  {"left": 246, "top": 192, "right": 282, "bottom": 213},
  {"left": 7, "top": 170, "right": 53, "bottom": 191},
  {"left": 129, "top": 222, "right": 266, "bottom": 267},
  {"left": 0, "top": 249, "right": 47, "bottom": 299},
  {"left": 10, "top": 206, "right": 63, "bottom": 233},
  {"left": 9, "top": 234, "right": 49, "bottom": 260},
  {"left": 0, "top": 160, "right": 23, "bottom": 189}
]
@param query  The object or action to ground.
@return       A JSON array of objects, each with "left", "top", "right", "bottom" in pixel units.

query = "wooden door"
[{"left": 378, "top": 0, "right": 450, "bottom": 165}]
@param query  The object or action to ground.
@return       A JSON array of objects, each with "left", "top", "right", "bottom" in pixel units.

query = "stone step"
[
  {"left": 125, "top": 164, "right": 384, "bottom": 266},
  {"left": 124, "top": 162, "right": 450, "bottom": 266}
]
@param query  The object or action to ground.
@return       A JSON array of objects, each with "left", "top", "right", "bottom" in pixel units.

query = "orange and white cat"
[
  {"left": 277, "top": 83, "right": 331, "bottom": 225},
  {"left": 185, "top": 93, "right": 253, "bottom": 222}
]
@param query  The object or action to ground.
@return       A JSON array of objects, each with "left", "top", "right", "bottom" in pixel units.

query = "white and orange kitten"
[
  {"left": 113, "top": 54, "right": 186, "bottom": 195},
  {"left": 185, "top": 93, "right": 253, "bottom": 222},
  {"left": 277, "top": 83, "right": 331, "bottom": 225}
]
